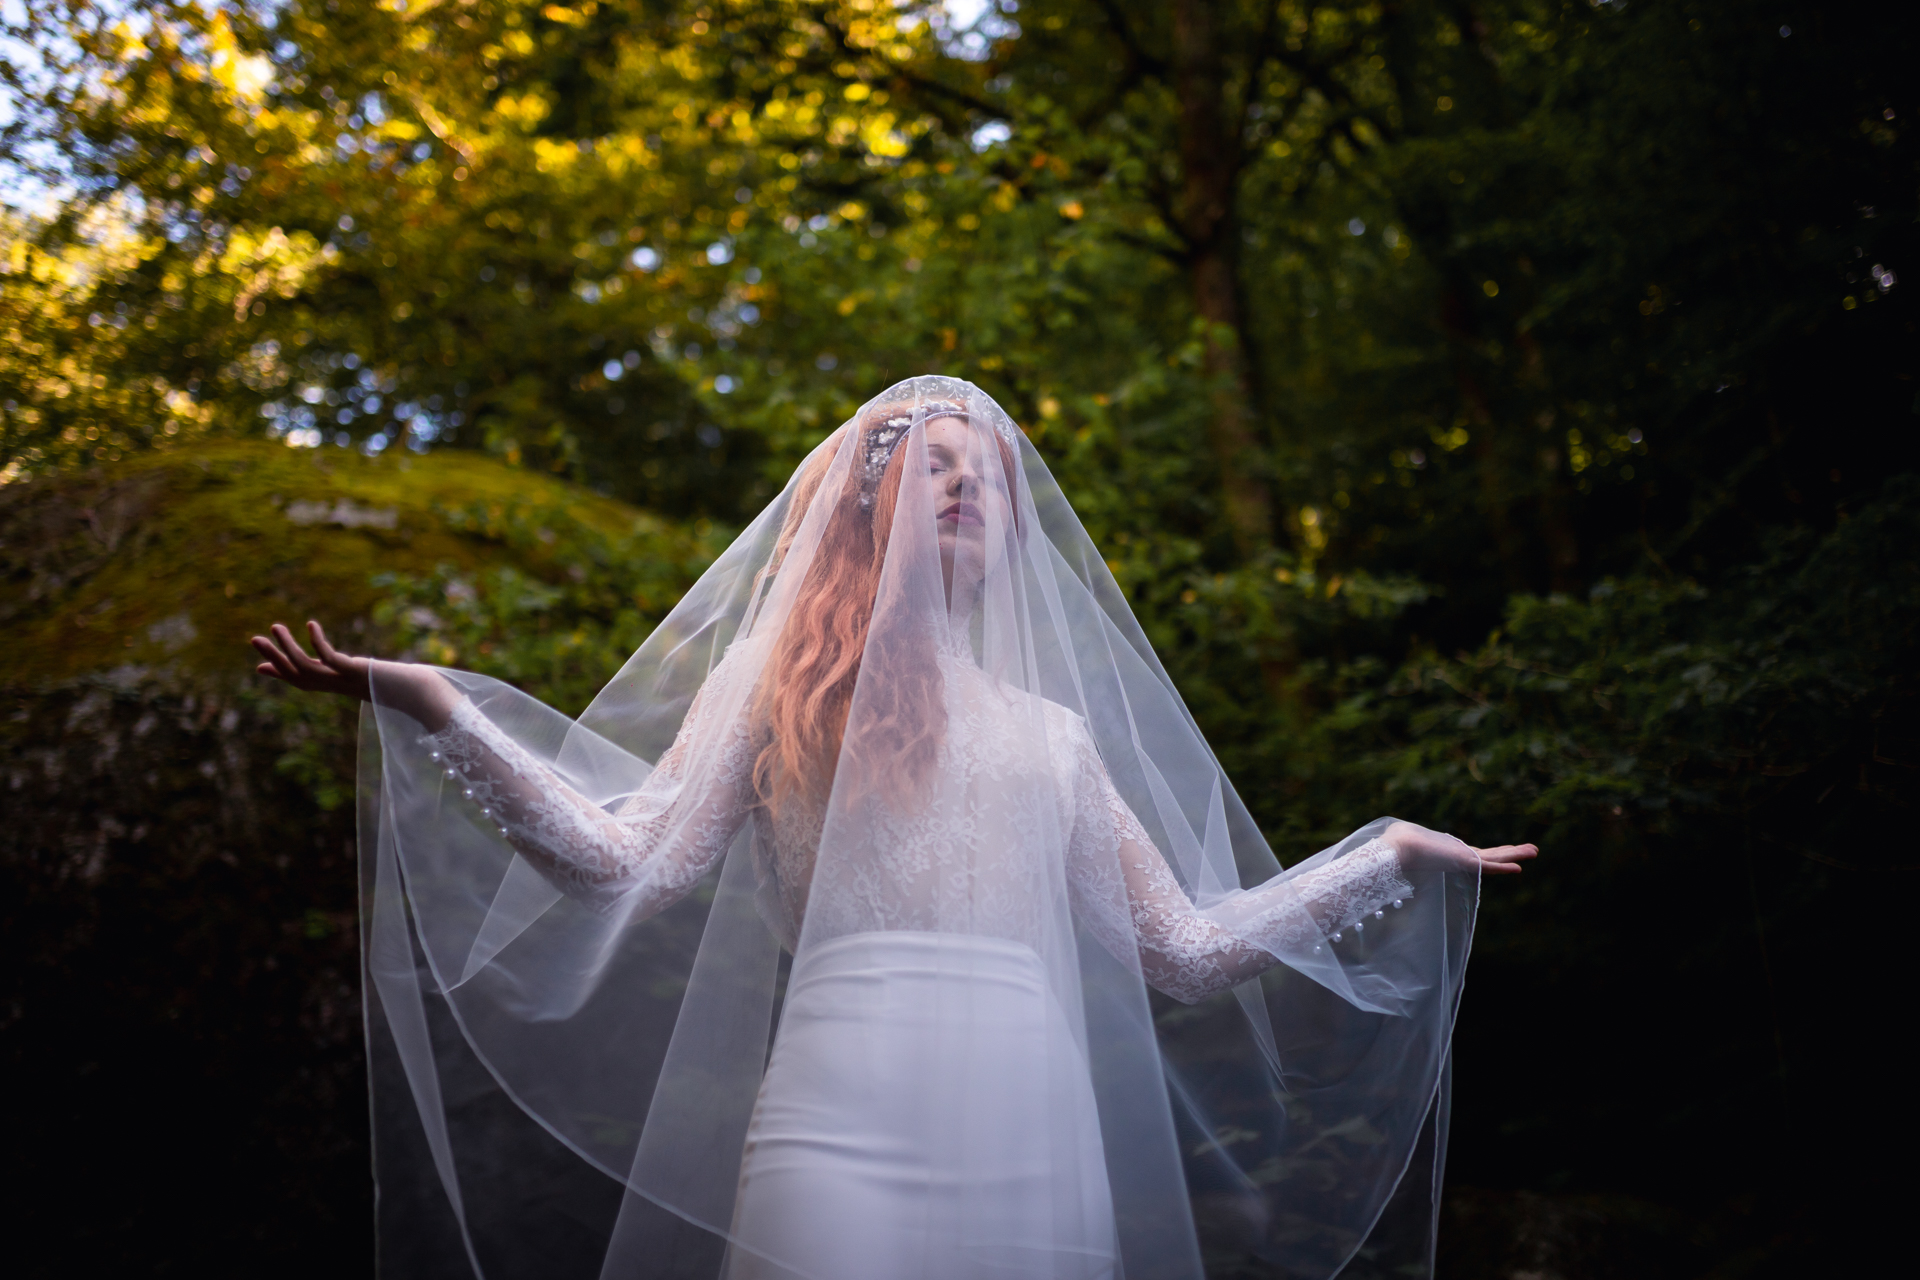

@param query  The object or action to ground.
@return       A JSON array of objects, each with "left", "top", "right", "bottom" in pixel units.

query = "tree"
[{"left": 3, "top": 1, "right": 970, "bottom": 513}]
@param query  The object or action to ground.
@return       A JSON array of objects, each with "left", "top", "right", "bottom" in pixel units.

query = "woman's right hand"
[
  {"left": 1385, "top": 820, "right": 1538, "bottom": 877},
  {"left": 251, "top": 621, "right": 373, "bottom": 701}
]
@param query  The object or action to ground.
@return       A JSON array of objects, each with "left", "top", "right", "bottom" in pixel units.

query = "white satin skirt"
[{"left": 724, "top": 931, "right": 1117, "bottom": 1280}]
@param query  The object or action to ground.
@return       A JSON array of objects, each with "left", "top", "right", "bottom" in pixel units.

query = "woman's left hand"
[{"left": 1385, "top": 820, "right": 1538, "bottom": 877}]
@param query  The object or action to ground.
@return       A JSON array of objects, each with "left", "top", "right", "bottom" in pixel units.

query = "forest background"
[{"left": 2, "top": 1, "right": 1914, "bottom": 1276}]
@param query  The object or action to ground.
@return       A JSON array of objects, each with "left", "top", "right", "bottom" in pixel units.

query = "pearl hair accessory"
[{"left": 856, "top": 398, "right": 1019, "bottom": 508}]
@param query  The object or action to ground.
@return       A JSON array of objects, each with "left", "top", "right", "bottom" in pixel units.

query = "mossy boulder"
[
  {"left": 0, "top": 437, "right": 713, "bottom": 690},
  {"left": 0, "top": 440, "right": 713, "bottom": 1275}
]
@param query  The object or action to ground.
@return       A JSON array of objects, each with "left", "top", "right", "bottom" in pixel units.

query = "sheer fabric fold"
[{"left": 360, "top": 377, "right": 1479, "bottom": 1280}]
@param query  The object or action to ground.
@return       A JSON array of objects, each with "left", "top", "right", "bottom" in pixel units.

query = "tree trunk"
[{"left": 1173, "top": 0, "right": 1270, "bottom": 555}]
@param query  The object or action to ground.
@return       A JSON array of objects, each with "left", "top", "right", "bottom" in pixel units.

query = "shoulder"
[
  {"left": 1036, "top": 696, "right": 1099, "bottom": 759},
  {"left": 701, "top": 633, "right": 771, "bottom": 698},
  {"left": 1039, "top": 696, "right": 1088, "bottom": 733}
]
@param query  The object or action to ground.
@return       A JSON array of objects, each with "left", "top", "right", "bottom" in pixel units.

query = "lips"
[{"left": 938, "top": 501, "right": 986, "bottom": 527}]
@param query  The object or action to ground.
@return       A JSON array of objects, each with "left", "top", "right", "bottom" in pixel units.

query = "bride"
[{"left": 252, "top": 377, "right": 1533, "bottom": 1280}]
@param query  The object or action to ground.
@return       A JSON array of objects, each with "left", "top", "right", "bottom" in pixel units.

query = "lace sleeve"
[
  {"left": 419, "top": 660, "right": 757, "bottom": 917},
  {"left": 1061, "top": 716, "right": 1414, "bottom": 1004}
]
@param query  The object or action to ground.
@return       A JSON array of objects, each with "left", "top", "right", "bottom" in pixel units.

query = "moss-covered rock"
[
  {"left": 0, "top": 438, "right": 711, "bottom": 688},
  {"left": 0, "top": 440, "right": 712, "bottom": 1276}
]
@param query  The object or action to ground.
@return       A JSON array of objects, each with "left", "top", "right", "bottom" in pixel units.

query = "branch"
[
  {"left": 1136, "top": 166, "right": 1192, "bottom": 253},
  {"left": 887, "top": 64, "right": 1006, "bottom": 121},
  {"left": 401, "top": 90, "right": 476, "bottom": 164},
  {"left": 806, "top": 7, "right": 1005, "bottom": 121},
  {"left": 1090, "top": 0, "right": 1168, "bottom": 78},
  {"left": 1110, "top": 226, "right": 1190, "bottom": 267},
  {"left": 1232, "top": 0, "right": 1289, "bottom": 147},
  {"left": 1269, "top": 24, "right": 1372, "bottom": 117}
]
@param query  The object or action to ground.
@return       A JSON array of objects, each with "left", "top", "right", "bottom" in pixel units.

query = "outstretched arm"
[
  {"left": 413, "top": 667, "right": 758, "bottom": 914},
  {"left": 251, "top": 620, "right": 755, "bottom": 917},
  {"left": 1062, "top": 719, "right": 1535, "bottom": 1004}
]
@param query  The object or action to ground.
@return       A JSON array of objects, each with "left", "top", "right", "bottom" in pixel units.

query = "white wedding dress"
[
  {"left": 361, "top": 376, "right": 1475, "bottom": 1280},
  {"left": 413, "top": 647, "right": 1413, "bottom": 1280}
]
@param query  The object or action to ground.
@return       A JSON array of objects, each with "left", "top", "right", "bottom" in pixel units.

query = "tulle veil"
[{"left": 358, "top": 376, "right": 1477, "bottom": 1279}]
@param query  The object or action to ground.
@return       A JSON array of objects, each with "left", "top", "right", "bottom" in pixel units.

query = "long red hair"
[{"left": 751, "top": 403, "right": 1020, "bottom": 820}]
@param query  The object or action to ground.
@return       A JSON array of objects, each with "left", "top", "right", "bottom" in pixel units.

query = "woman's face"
[{"left": 919, "top": 415, "right": 1012, "bottom": 591}]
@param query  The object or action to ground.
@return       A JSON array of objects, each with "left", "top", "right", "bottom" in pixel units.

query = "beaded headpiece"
[{"left": 856, "top": 398, "right": 1018, "bottom": 509}]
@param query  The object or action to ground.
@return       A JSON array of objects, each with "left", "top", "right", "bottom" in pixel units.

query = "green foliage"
[
  {"left": 1340, "top": 477, "right": 1919, "bottom": 860},
  {"left": 372, "top": 490, "right": 729, "bottom": 714}
]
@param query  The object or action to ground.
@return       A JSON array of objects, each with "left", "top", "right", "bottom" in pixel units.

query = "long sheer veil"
[{"left": 359, "top": 376, "right": 1477, "bottom": 1279}]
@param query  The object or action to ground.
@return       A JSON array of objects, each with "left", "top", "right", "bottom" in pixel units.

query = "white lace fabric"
[
  {"left": 420, "top": 651, "right": 1412, "bottom": 1005},
  {"left": 420, "top": 653, "right": 758, "bottom": 918}
]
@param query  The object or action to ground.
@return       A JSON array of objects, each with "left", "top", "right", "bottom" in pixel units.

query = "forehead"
[{"left": 922, "top": 415, "right": 984, "bottom": 452}]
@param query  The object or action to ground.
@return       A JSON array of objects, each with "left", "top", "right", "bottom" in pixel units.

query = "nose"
[{"left": 947, "top": 460, "right": 980, "bottom": 497}]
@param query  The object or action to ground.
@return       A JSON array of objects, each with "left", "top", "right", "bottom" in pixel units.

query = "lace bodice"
[{"left": 420, "top": 651, "right": 1413, "bottom": 1005}]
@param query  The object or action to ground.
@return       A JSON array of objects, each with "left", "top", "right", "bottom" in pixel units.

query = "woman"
[{"left": 254, "top": 377, "right": 1533, "bottom": 1280}]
